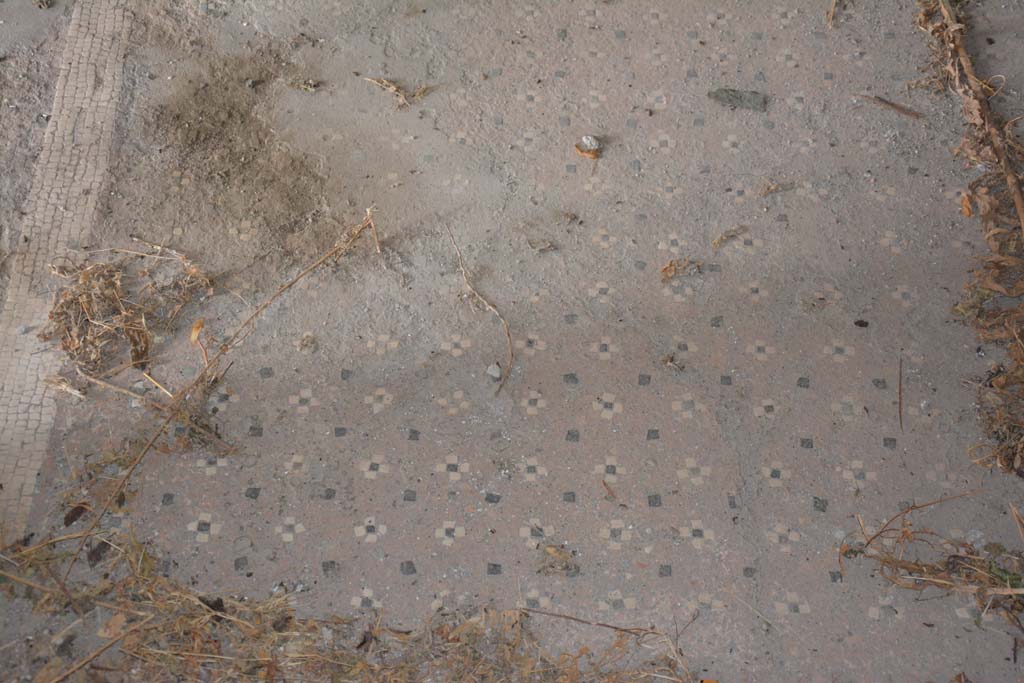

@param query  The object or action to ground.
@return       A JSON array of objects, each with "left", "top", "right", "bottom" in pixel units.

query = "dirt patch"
[
  {"left": 101, "top": 7, "right": 334, "bottom": 293},
  {"left": 153, "top": 49, "right": 327, "bottom": 251}
]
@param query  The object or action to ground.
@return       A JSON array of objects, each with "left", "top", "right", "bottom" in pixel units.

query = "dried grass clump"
[
  {"left": 39, "top": 246, "right": 210, "bottom": 374},
  {"left": 2, "top": 532, "right": 693, "bottom": 683}
]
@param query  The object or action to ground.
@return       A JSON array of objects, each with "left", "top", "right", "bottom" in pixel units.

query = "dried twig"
[
  {"left": 0, "top": 568, "right": 55, "bottom": 594},
  {"left": 445, "top": 226, "right": 514, "bottom": 393},
  {"left": 365, "top": 207, "right": 382, "bottom": 255},
  {"left": 141, "top": 372, "right": 174, "bottom": 398},
  {"left": 728, "top": 592, "right": 776, "bottom": 630},
  {"left": 520, "top": 607, "right": 660, "bottom": 637},
  {"left": 859, "top": 490, "right": 976, "bottom": 551},
  {"left": 46, "top": 614, "right": 154, "bottom": 683},
  {"left": 41, "top": 562, "right": 83, "bottom": 617},
  {"left": 826, "top": 0, "right": 844, "bottom": 28},
  {"left": 861, "top": 94, "right": 924, "bottom": 120},
  {"left": 43, "top": 376, "right": 85, "bottom": 399},
  {"left": 77, "top": 370, "right": 169, "bottom": 413}
]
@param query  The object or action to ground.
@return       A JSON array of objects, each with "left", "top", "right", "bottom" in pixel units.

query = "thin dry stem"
[{"left": 445, "top": 226, "right": 514, "bottom": 393}]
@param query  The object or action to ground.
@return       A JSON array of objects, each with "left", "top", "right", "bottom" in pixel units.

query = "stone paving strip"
[{"left": 0, "top": 0, "right": 129, "bottom": 540}]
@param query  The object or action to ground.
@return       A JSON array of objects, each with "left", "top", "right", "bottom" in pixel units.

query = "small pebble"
[{"left": 486, "top": 363, "right": 502, "bottom": 380}]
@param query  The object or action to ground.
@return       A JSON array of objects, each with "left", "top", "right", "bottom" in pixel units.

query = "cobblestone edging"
[{"left": 0, "top": 0, "right": 129, "bottom": 539}]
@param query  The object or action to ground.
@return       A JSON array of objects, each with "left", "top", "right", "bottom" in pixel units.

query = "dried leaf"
[
  {"left": 544, "top": 545, "right": 572, "bottom": 563},
  {"left": 97, "top": 612, "right": 128, "bottom": 639},
  {"left": 63, "top": 504, "right": 87, "bottom": 527},
  {"left": 963, "top": 98, "right": 984, "bottom": 128},
  {"left": 975, "top": 191, "right": 1000, "bottom": 228},
  {"left": 660, "top": 259, "right": 679, "bottom": 282},
  {"left": 190, "top": 318, "right": 205, "bottom": 345},
  {"left": 961, "top": 194, "right": 974, "bottom": 217},
  {"left": 712, "top": 225, "right": 748, "bottom": 249}
]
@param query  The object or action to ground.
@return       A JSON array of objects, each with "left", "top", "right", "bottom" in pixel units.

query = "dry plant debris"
[
  {"left": 6, "top": 212, "right": 702, "bottom": 682},
  {"left": 759, "top": 179, "right": 796, "bottom": 197},
  {"left": 538, "top": 544, "right": 581, "bottom": 577},
  {"left": 919, "top": 1, "right": 1024, "bottom": 477},
  {"left": 711, "top": 225, "right": 748, "bottom": 250},
  {"left": 288, "top": 78, "right": 321, "bottom": 92},
  {"left": 842, "top": 494, "right": 1024, "bottom": 636},
  {"left": 361, "top": 76, "right": 434, "bottom": 108},
  {"left": 659, "top": 258, "right": 703, "bottom": 283},
  {"left": 59, "top": 212, "right": 379, "bottom": 582},
  {"left": 1, "top": 530, "right": 694, "bottom": 682},
  {"left": 38, "top": 247, "right": 210, "bottom": 374}
]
